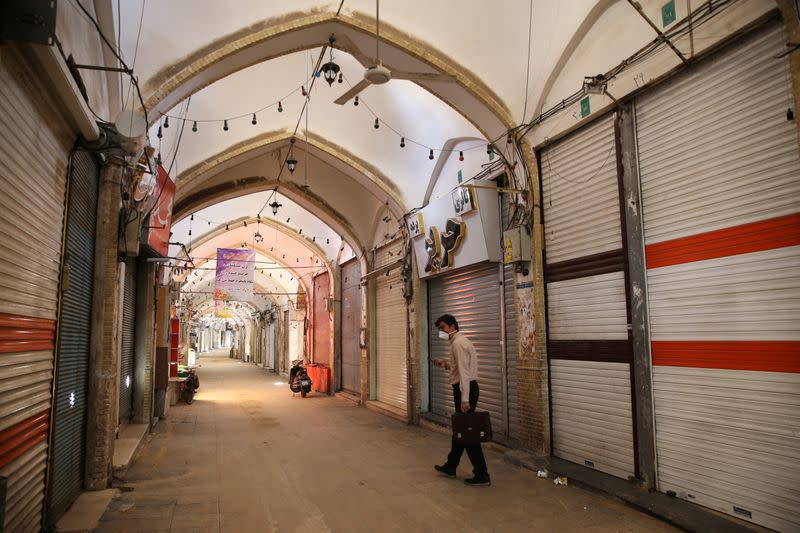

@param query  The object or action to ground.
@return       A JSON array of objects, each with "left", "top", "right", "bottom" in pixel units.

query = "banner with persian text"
[{"left": 214, "top": 248, "right": 255, "bottom": 302}]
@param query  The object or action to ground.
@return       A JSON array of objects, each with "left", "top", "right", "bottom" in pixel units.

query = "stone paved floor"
[{"left": 95, "top": 351, "right": 678, "bottom": 533}]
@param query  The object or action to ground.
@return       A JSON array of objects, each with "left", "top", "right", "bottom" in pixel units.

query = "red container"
[{"left": 307, "top": 364, "right": 330, "bottom": 394}]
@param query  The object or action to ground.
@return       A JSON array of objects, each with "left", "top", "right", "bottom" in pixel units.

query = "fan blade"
[
  {"left": 334, "top": 79, "right": 372, "bottom": 105},
  {"left": 392, "top": 71, "right": 455, "bottom": 83}
]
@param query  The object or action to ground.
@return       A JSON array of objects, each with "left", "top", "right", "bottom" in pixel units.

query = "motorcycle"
[
  {"left": 178, "top": 366, "right": 200, "bottom": 404},
  {"left": 289, "top": 359, "right": 312, "bottom": 398}
]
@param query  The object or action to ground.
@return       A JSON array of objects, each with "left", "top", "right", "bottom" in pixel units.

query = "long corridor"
[{"left": 96, "top": 350, "right": 676, "bottom": 533}]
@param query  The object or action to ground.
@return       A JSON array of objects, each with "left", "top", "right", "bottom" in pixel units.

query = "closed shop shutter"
[
  {"left": 540, "top": 113, "right": 636, "bottom": 479},
  {"left": 284, "top": 310, "right": 291, "bottom": 372},
  {"left": 501, "top": 189, "right": 520, "bottom": 442},
  {"left": 427, "top": 263, "right": 508, "bottom": 440},
  {"left": 341, "top": 259, "right": 361, "bottom": 393},
  {"left": 374, "top": 240, "right": 407, "bottom": 411},
  {"left": 48, "top": 150, "right": 99, "bottom": 522},
  {"left": 119, "top": 258, "right": 137, "bottom": 423},
  {"left": 636, "top": 22, "right": 800, "bottom": 532},
  {"left": 268, "top": 321, "right": 276, "bottom": 370},
  {"left": 0, "top": 46, "right": 72, "bottom": 532},
  {"left": 312, "top": 272, "right": 331, "bottom": 366}
]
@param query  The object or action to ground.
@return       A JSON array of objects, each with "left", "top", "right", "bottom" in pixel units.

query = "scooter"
[
  {"left": 289, "top": 359, "right": 312, "bottom": 398},
  {"left": 178, "top": 366, "right": 200, "bottom": 404}
]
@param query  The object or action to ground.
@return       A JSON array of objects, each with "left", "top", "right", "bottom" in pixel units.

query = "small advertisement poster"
[
  {"left": 214, "top": 299, "right": 234, "bottom": 318},
  {"left": 214, "top": 248, "right": 255, "bottom": 302}
]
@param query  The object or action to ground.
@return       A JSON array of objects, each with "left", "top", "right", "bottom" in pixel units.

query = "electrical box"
[{"left": 503, "top": 226, "right": 531, "bottom": 264}]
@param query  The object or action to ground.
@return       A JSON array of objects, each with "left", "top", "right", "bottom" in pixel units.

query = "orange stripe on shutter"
[
  {"left": 645, "top": 213, "right": 800, "bottom": 269},
  {"left": 0, "top": 313, "right": 56, "bottom": 353},
  {"left": 652, "top": 341, "right": 800, "bottom": 373},
  {"left": 0, "top": 410, "right": 50, "bottom": 469}
]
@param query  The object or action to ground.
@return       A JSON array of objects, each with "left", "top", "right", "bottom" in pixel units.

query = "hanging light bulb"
[
  {"left": 338, "top": 72, "right": 343, "bottom": 84},
  {"left": 326, "top": 238, "right": 330, "bottom": 244},
  {"left": 157, "top": 125, "right": 163, "bottom": 139},
  {"left": 226, "top": 224, "right": 229, "bottom": 231},
  {"left": 286, "top": 217, "right": 291, "bottom": 223},
  {"left": 299, "top": 229, "right": 303, "bottom": 235},
  {"left": 192, "top": 121, "right": 198, "bottom": 132},
  {"left": 163, "top": 116, "right": 169, "bottom": 129},
  {"left": 507, "top": 133, "right": 513, "bottom": 144},
  {"left": 278, "top": 101, "right": 283, "bottom": 112},
  {"left": 223, "top": 120, "right": 229, "bottom": 131},
  {"left": 301, "top": 85, "right": 307, "bottom": 97},
  {"left": 312, "top": 236, "right": 316, "bottom": 242},
  {"left": 354, "top": 96, "right": 359, "bottom": 106},
  {"left": 429, "top": 149, "right": 434, "bottom": 160},
  {"left": 400, "top": 137, "right": 405, "bottom": 148},
  {"left": 374, "top": 118, "right": 379, "bottom": 129},
  {"left": 252, "top": 113, "right": 257, "bottom": 125},
  {"left": 459, "top": 151, "right": 464, "bottom": 162},
  {"left": 156, "top": 152, "right": 162, "bottom": 164},
  {"left": 486, "top": 144, "right": 493, "bottom": 155},
  {"left": 254, "top": 232, "right": 264, "bottom": 243},
  {"left": 287, "top": 158, "right": 297, "bottom": 173},
  {"left": 269, "top": 199, "right": 282, "bottom": 216},
  {"left": 243, "top": 221, "right": 247, "bottom": 227}
]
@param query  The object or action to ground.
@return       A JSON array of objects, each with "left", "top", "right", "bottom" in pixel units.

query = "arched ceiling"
[{"left": 113, "top": 0, "right": 777, "bottom": 256}]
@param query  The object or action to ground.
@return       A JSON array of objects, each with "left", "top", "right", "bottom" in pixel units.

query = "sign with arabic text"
[{"left": 214, "top": 248, "right": 255, "bottom": 301}]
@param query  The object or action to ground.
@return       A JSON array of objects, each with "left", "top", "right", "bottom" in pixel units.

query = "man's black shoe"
[
  {"left": 464, "top": 475, "right": 491, "bottom": 486},
  {"left": 434, "top": 464, "right": 456, "bottom": 478}
]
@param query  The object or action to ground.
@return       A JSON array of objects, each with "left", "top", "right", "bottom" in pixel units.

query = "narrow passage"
[{"left": 96, "top": 350, "right": 677, "bottom": 533}]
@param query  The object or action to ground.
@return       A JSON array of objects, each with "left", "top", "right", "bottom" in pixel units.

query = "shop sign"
[{"left": 411, "top": 183, "right": 501, "bottom": 279}]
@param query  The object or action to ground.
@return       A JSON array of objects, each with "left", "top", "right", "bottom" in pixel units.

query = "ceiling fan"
[{"left": 334, "top": 0, "right": 453, "bottom": 105}]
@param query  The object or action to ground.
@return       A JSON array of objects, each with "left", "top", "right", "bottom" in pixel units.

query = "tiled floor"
[{"left": 95, "top": 351, "right": 677, "bottom": 533}]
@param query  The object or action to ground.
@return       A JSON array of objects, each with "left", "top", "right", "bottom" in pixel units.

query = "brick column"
[
  {"left": 514, "top": 138, "right": 551, "bottom": 456},
  {"left": 85, "top": 163, "right": 123, "bottom": 490}
]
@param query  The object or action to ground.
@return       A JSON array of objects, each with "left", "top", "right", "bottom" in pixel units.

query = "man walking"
[{"left": 432, "top": 314, "right": 491, "bottom": 486}]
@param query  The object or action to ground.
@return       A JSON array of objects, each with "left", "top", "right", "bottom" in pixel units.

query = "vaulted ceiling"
[{"left": 101, "top": 0, "right": 777, "bottom": 317}]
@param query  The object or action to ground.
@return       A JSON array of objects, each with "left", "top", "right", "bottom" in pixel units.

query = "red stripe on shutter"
[
  {"left": 652, "top": 341, "right": 800, "bottom": 373},
  {"left": 646, "top": 213, "right": 800, "bottom": 269}
]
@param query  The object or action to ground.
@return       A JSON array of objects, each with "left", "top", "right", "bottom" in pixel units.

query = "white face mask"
[{"left": 438, "top": 330, "right": 450, "bottom": 340}]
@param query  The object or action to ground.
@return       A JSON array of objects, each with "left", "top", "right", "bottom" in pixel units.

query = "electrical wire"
[
  {"left": 122, "top": 0, "right": 146, "bottom": 112},
  {"left": 521, "top": 0, "right": 534, "bottom": 123},
  {"left": 70, "top": 0, "right": 149, "bottom": 122}
]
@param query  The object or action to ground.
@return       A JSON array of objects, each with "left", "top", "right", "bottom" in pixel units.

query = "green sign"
[
  {"left": 662, "top": 0, "right": 676, "bottom": 27},
  {"left": 580, "top": 97, "right": 591, "bottom": 118},
  {"left": 457, "top": 169, "right": 463, "bottom": 184}
]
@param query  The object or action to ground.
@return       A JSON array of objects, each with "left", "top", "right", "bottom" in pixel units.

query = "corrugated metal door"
[
  {"left": 341, "top": 259, "right": 361, "bottom": 393},
  {"left": 501, "top": 189, "right": 520, "bottom": 442},
  {"left": 540, "top": 113, "right": 636, "bottom": 479},
  {"left": 119, "top": 258, "right": 137, "bottom": 423},
  {"left": 284, "top": 310, "right": 291, "bottom": 372},
  {"left": 48, "top": 150, "right": 98, "bottom": 522},
  {"left": 268, "top": 321, "right": 276, "bottom": 370},
  {"left": 0, "top": 46, "right": 72, "bottom": 532},
  {"left": 636, "top": 22, "right": 800, "bottom": 532},
  {"left": 374, "top": 240, "right": 407, "bottom": 410},
  {"left": 427, "top": 263, "right": 506, "bottom": 439},
  {"left": 312, "top": 272, "right": 331, "bottom": 366}
]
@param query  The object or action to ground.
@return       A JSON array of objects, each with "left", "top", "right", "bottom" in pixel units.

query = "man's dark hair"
[{"left": 435, "top": 314, "right": 459, "bottom": 330}]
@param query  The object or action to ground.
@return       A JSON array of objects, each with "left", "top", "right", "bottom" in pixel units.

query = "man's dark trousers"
[{"left": 445, "top": 381, "right": 488, "bottom": 477}]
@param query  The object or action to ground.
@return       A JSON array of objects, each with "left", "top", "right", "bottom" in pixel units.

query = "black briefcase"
[{"left": 452, "top": 411, "right": 492, "bottom": 444}]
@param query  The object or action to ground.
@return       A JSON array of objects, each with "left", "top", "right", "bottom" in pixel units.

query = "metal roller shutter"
[
  {"left": 268, "top": 321, "right": 276, "bottom": 370},
  {"left": 427, "top": 263, "right": 508, "bottom": 440},
  {"left": 374, "top": 241, "right": 407, "bottom": 411},
  {"left": 341, "top": 259, "right": 361, "bottom": 393},
  {"left": 540, "top": 113, "right": 636, "bottom": 479},
  {"left": 0, "top": 46, "right": 72, "bottom": 532},
  {"left": 636, "top": 22, "right": 800, "bottom": 532},
  {"left": 48, "top": 150, "right": 98, "bottom": 522},
  {"left": 119, "top": 258, "right": 137, "bottom": 423},
  {"left": 284, "top": 310, "right": 291, "bottom": 372},
  {"left": 312, "top": 272, "right": 331, "bottom": 366},
  {"left": 501, "top": 190, "right": 520, "bottom": 442}
]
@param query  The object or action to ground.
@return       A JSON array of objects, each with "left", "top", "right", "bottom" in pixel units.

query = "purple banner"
[{"left": 214, "top": 248, "right": 255, "bottom": 302}]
